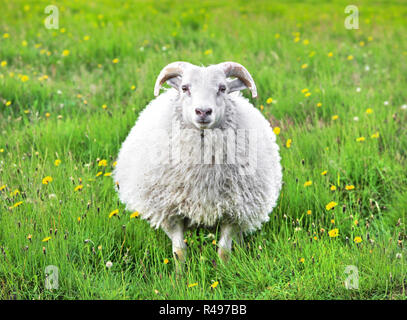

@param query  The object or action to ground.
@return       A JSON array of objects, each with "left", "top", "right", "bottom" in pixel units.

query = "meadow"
[{"left": 0, "top": 0, "right": 406, "bottom": 300}]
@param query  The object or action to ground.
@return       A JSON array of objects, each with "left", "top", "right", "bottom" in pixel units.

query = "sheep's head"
[{"left": 154, "top": 61, "right": 257, "bottom": 130}]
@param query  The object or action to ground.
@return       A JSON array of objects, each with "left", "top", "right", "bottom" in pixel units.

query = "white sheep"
[{"left": 113, "top": 61, "right": 282, "bottom": 263}]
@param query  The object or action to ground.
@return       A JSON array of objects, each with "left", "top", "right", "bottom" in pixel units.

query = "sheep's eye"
[
  {"left": 218, "top": 84, "right": 226, "bottom": 93},
  {"left": 181, "top": 85, "right": 189, "bottom": 93}
]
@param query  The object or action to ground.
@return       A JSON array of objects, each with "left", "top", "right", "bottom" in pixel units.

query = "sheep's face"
[
  {"left": 154, "top": 62, "right": 257, "bottom": 130},
  {"left": 179, "top": 66, "right": 228, "bottom": 130}
]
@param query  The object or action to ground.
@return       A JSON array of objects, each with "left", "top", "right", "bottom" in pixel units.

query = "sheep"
[{"left": 113, "top": 61, "right": 282, "bottom": 263}]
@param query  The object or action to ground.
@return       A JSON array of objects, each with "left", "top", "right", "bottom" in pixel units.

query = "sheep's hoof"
[
  {"left": 217, "top": 247, "right": 231, "bottom": 263},
  {"left": 173, "top": 248, "right": 186, "bottom": 275}
]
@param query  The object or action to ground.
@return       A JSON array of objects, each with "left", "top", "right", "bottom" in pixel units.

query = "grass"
[{"left": 0, "top": 0, "right": 406, "bottom": 300}]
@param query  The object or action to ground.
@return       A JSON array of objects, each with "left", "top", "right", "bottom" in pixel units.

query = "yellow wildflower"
[
  {"left": 273, "top": 127, "right": 280, "bottom": 135},
  {"left": 0, "top": 61, "right": 7, "bottom": 67},
  {"left": 286, "top": 139, "right": 292, "bottom": 148},
  {"left": 130, "top": 211, "right": 139, "bottom": 218},
  {"left": 266, "top": 97, "right": 273, "bottom": 104},
  {"left": 305, "top": 92, "right": 311, "bottom": 97},
  {"left": 131, "top": 85, "right": 136, "bottom": 90},
  {"left": 6, "top": 101, "right": 12, "bottom": 106},
  {"left": 0, "top": 185, "right": 6, "bottom": 191},
  {"left": 303, "top": 39, "right": 309, "bottom": 45},
  {"left": 347, "top": 55, "right": 354, "bottom": 60},
  {"left": 98, "top": 159, "right": 107, "bottom": 167},
  {"left": 301, "top": 89, "right": 309, "bottom": 93},
  {"left": 328, "top": 228, "right": 339, "bottom": 238},
  {"left": 83, "top": 35, "right": 90, "bottom": 41},
  {"left": 54, "top": 159, "right": 61, "bottom": 166},
  {"left": 188, "top": 283, "right": 198, "bottom": 288},
  {"left": 42, "top": 176, "right": 53, "bottom": 185},
  {"left": 321, "top": 170, "right": 327, "bottom": 176},
  {"left": 62, "top": 50, "right": 70, "bottom": 57},
  {"left": 328, "top": 52, "right": 333, "bottom": 57},
  {"left": 366, "top": 108, "right": 373, "bottom": 114},
  {"left": 301, "top": 63, "right": 308, "bottom": 69},
  {"left": 325, "top": 201, "right": 338, "bottom": 210},
  {"left": 332, "top": 115, "right": 339, "bottom": 120},
  {"left": 299, "top": 257, "right": 305, "bottom": 263},
  {"left": 345, "top": 185, "right": 355, "bottom": 190},
  {"left": 306, "top": 210, "right": 312, "bottom": 215},
  {"left": 109, "top": 209, "right": 119, "bottom": 218},
  {"left": 330, "top": 185, "right": 337, "bottom": 191},
  {"left": 211, "top": 281, "right": 219, "bottom": 289},
  {"left": 316, "top": 102, "right": 322, "bottom": 107},
  {"left": 354, "top": 236, "right": 362, "bottom": 244},
  {"left": 356, "top": 137, "right": 365, "bottom": 142},
  {"left": 304, "top": 181, "right": 312, "bottom": 187},
  {"left": 164, "top": 258, "right": 169, "bottom": 264},
  {"left": 11, "top": 201, "right": 23, "bottom": 208},
  {"left": 371, "top": 132, "right": 379, "bottom": 139},
  {"left": 112, "top": 58, "right": 119, "bottom": 64},
  {"left": 204, "top": 49, "right": 212, "bottom": 55},
  {"left": 96, "top": 172, "right": 103, "bottom": 177},
  {"left": 42, "top": 237, "right": 51, "bottom": 242},
  {"left": 104, "top": 172, "right": 112, "bottom": 176},
  {"left": 74, "top": 185, "right": 83, "bottom": 191}
]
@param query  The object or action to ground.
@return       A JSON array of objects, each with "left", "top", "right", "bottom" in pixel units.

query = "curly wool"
[{"left": 113, "top": 89, "right": 282, "bottom": 234}]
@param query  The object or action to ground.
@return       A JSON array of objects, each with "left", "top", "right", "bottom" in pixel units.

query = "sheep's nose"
[{"left": 195, "top": 108, "right": 212, "bottom": 117}]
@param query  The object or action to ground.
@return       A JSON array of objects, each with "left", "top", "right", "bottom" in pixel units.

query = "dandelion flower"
[
  {"left": 332, "top": 115, "right": 339, "bottom": 120},
  {"left": 307, "top": 210, "right": 312, "bottom": 215},
  {"left": 356, "top": 137, "right": 365, "bottom": 142},
  {"left": 366, "top": 108, "right": 373, "bottom": 114},
  {"left": 130, "top": 211, "right": 139, "bottom": 218},
  {"left": 330, "top": 185, "right": 337, "bottom": 191},
  {"left": 347, "top": 55, "right": 354, "bottom": 60},
  {"left": 317, "top": 102, "right": 322, "bottom": 107},
  {"left": 96, "top": 171, "right": 103, "bottom": 177},
  {"left": 83, "top": 35, "right": 90, "bottom": 41},
  {"left": 305, "top": 92, "right": 311, "bottom": 97},
  {"left": 328, "top": 52, "right": 333, "bottom": 57},
  {"left": 304, "top": 181, "right": 312, "bottom": 187},
  {"left": 188, "top": 283, "right": 198, "bottom": 288},
  {"left": 371, "top": 132, "right": 379, "bottom": 139},
  {"left": 286, "top": 139, "right": 292, "bottom": 148},
  {"left": 301, "top": 63, "right": 308, "bottom": 69},
  {"left": 109, "top": 209, "right": 119, "bottom": 218},
  {"left": 354, "top": 236, "right": 362, "bottom": 244},
  {"left": 204, "top": 49, "right": 212, "bottom": 55},
  {"left": 106, "top": 261, "right": 113, "bottom": 268},
  {"left": 98, "top": 159, "right": 107, "bottom": 167},
  {"left": 112, "top": 58, "right": 119, "bottom": 64},
  {"left": 273, "top": 127, "right": 280, "bottom": 135},
  {"left": 299, "top": 257, "right": 305, "bottom": 263},
  {"left": 54, "top": 159, "right": 61, "bottom": 166},
  {"left": 62, "top": 50, "right": 70, "bottom": 57},
  {"left": 321, "top": 170, "right": 327, "bottom": 176},
  {"left": 1, "top": 61, "right": 7, "bottom": 67},
  {"left": 328, "top": 228, "right": 339, "bottom": 238},
  {"left": 325, "top": 201, "right": 338, "bottom": 210},
  {"left": 42, "top": 237, "right": 51, "bottom": 242},
  {"left": 74, "top": 185, "right": 83, "bottom": 192},
  {"left": 102, "top": 104, "right": 107, "bottom": 109},
  {"left": 0, "top": 185, "right": 6, "bottom": 191},
  {"left": 345, "top": 185, "right": 355, "bottom": 190},
  {"left": 331, "top": 219, "right": 335, "bottom": 224},
  {"left": 5, "top": 101, "right": 11, "bottom": 107},
  {"left": 112, "top": 161, "right": 117, "bottom": 167},
  {"left": 266, "top": 97, "right": 273, "bottom": 104},
  {"left": 104, "top": 172, "right": 112, "bottom": 177},
  {"left": 11, "top": 201, "right": 23, "bottom": 209},
  {"left": 211, "top": 281, "right": 219, "bottom": 289},
  {"left": 164, "top": 258, "right": 169, "bottom": 264},
  {"left": 131, "top": 85, "right": 136, "bottom": 90},
  {"left": 42, "top": 176, "right": 53, "bottom": 185},
  {"left": 3, "top": 33, "right": 10, "bottom": 39}
]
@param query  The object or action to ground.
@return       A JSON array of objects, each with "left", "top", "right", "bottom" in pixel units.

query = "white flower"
[
  {"left": 384, "top": 101, "right": 389, "bottom": 106},
  {"left": 396, "top": 253, "right": 402, "bottom": 259},
  {"left": 353, "top": 116, "right": 359, "bottom": 121},
  {"left": 356, "top": 87, "right": 361, "bottom": 92},
  {"left": 400, "top": 104, "right": 407, "bottom": 110},
  {"left": 364, "top": 65, "right": 370, "bottom": 71},
  {"left": 57, "top": 90, "right": 62, "bottom": 95},
  {"left": 106, "top": 261, "right": 113, "bottom": 268}
]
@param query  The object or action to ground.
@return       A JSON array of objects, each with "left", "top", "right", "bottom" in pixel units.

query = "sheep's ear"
[
  {"left": 166, "top": 76, "right": 182, "bottom": 91},
  {"left": 227, "top": 78, "right": 248, "bottom": 93}
]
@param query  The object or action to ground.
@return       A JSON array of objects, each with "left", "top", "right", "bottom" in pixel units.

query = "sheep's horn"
[
  {"left": 154, "top": 61, "right": 192, "bottom": 96},
  {"left": 219, "top": 62, "right": 257, "bottom": 98}
]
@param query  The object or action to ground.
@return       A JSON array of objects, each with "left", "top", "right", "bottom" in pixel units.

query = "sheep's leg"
[
  {"left": 161, "top": 217, "right": 187, "bottom": 266},
  {"left": 217, "top": 223, "right": 240, "bottom": 263}
]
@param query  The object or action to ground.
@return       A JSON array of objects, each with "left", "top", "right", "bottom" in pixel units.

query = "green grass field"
[{"left": 1, "top": 0, "right": 406, "bottom": 300}]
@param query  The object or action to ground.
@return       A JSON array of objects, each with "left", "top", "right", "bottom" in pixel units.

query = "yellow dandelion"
[
  {"left": 83, "top": 35, "right": 90, "bottom": 41},
  {"left": 368, "top": 36, "right": 373, "bottom": 41},
  {"left": 345, "top": 185, "right": 355, "bottom": 190},
  {"left": 212, "top": 239, "right": 216, "bottom": 245},
  {"left": 77, "top": 217, "right": 81, "bottom": 222},
  {"left": 331, "top": 219, "right": 335, "bottom": 224},
  {"left": 273, "top": 127, "right": 280, "bottom": 135},
  {"left": 131, "top": 85, "right": 136, "bottom": 90},
  {"left": 354, "top": 236, "right": 362, "bottom": 244},
  {"left": 286, "top": 139, "right": 292, "bottom": 148},
  {"left": 11, "top": 201, "right": 23, "bottom": 209},
  {"left": 307, "top": 210, "right": 312, "bottom": 215},
  {"left": 98, "top": 159, "right": 107, "bottom": 166},
  {"left": 301, "top": 63, "right": 308, "bottom": 69},
  {"left": 204, "top": 49, "right": 213, "bottom": 55},
  {"left": 347, "top": 55, "right": 354, "bottom": 61},
  {"left": 112, "top": 58, "right": 119, "bottom": 64},
  {"left": 109, "top": 209, "right": 119, "bottom": 218},
  {"left": 301, "top": 88, "right": 309, "bottom": 93},
  {"left": 359, "top": 41, "right": 365, "bottom": 47},
  {"left": 45, "top": 112, "right": 51, "bottom": 118},
  {"left": 5, "top": 101, "right": 11, "bottom": 107},
  {"left": 366, "top": 108, "right": 373, "bottom": 114},
  {"left": 260, "top": 105, "right": 264, "bottom": 111},
  {"left": 313, "top": 236, "right": 318, "bottom": 240},
  {"left": 330, "top": 185, "right": 337, "bottom": 191},
  {"left": 325, "top": 201, "right": 338, "bottom": 210},
  {"left": 112, "top": 161, "right": 117, "bottom": 167},
  {"left": 74, "top": 185, "right": 83, "bottom": 191},
  {"left": 332, "top": 115, "right": 339, "bottom": 120},
  {"left": 316, "top": 102, "right": 322, "bottom": 107},
  {"left": 101, "top": 104, "right": 107, "bottom": 110},
  {"left": 299, "top": 257, "right": 305, "bottom": 263},
  {"left": 328, "top": 228, "right": 339, "bottom": 238},
  {"left": 42, "top": 237, "right": 51, "bottom": 242},
  {"left": 356, "top": 137, "right": 365, "bottom": 142},
  {"left": 0, "top": 185, "right": 6, "bottom": 191},
  {"left": 321, "top": 170, "right": 327, "bottom": 176},
  {"left": 96, "top": 172, "right": 103, "bottom": 177},
  {"left": 1, "top": 61, "right": 7, "bottom": 67},
  {"left": 54, "top": 159, "right": 61, "bottom": 166},
  {"left": 303, "top": 39, "right": 309, "bottom": 45},
  {"left": 60, "top": 28, "right": 66, "bottom": 33},
  {"left": 164, "top": 258, "right": 169, "bottom": 264},
  {"left": 3, "top": 33, "right": 10, "bottom": 39},
  {"left": 104, "top": 172, "right": 112, "bottom": 177},
  {"left": 305, "top": 92, "right": 311, "bottom": 97},
  {"left": 371, "top": 132, "right": 379, "bottom": 139},
  {"left": 42, "top": 176, "right": 53, "bottom": 185},
  {"left": 266, "top": 97, "right": 273, "bottom": 104},
  {"left": 62, "top": 50, "right": 70, "bottom": 57},
  {"left": 354, "top": 219, "right": 359, "bottom": 226},
  {"left": 275, "top": 33, "right": 280, "bottom": 39},
  {"left": 304, "top": 181, "right": 312, "bottom": 187},
  {"left": 188, "top": 283, "right": 198, "bottom": 288},
  {"left": 211, "top": 281, "right": 219, "bottom": 289},
  {"left": 130, "top": 211, "right": 139, "bottom": 218},
  {"left": 294, "top": 37, "right": 300, "bottom": 43},
  {"left": 328, "top": 52, "right": 333, "bottom": 57}
]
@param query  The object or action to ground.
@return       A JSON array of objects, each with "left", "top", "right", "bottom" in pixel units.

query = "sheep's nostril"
[
  {"left": 195, "top": 108, "right": 212, "bottom": 117},
  {"left": 205, "top": 108, "right": 212, "bottom": 116}
]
